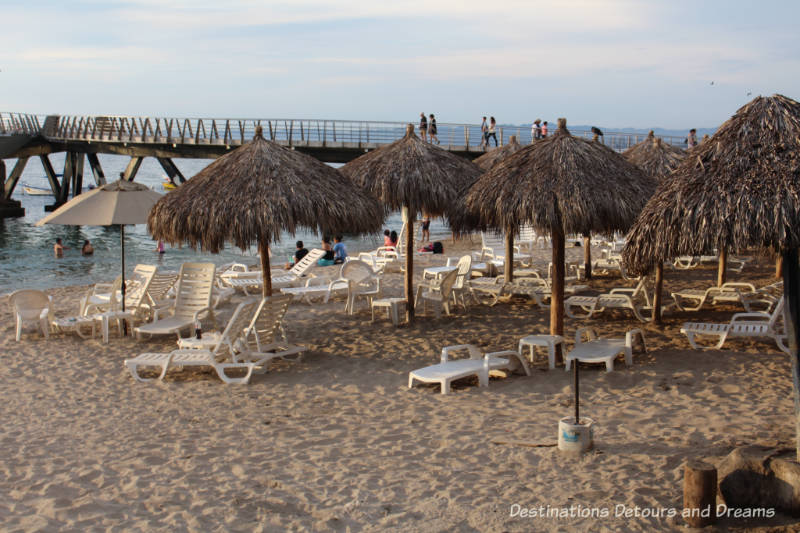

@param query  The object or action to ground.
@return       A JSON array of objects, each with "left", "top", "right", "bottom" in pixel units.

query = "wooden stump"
[{"left": 683, "top": 460, "right": 717, "bottom": 528}]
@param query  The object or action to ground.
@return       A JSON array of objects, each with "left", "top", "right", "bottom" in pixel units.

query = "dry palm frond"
[
  {"left": 623, "top": 131, "right": 686, "bottom": 181},
  {"left": 461, "top": 118, "right": 656, "bottom": 236},
  {"left": 148, "top": 127, "right": 384, "bottom": 252},
  {"left": 623, "top": 94, "right": 800, "bottom": 275}
]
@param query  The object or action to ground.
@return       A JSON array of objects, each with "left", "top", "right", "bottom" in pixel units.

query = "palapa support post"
[
  {"left": 652, "top": 262, "right": 664, "bottom": 323},
  {"left": 573, "top": 353, "right": 580, "bottom": 424},
  {"left": 260, "top": 239, "right": 273, "bottom": 297},
  {"left": 504, "top": 227, "right": 514, "bottom": 283},
  {"left": 405, "top": 210, "right": 415, "bottom": 322},
  {"left": 682, "top": 460, "right": 717, "bottom": 528},
  {"left": 782, "top": 248, "right": 800, "bottom": 461},
  {"left": 120, "top": 224, "right": 127, "bottom": 335},
  {"left": 777, "top": 256, "right": 784, "bottom": 279},
  {"left": 583, "top": 232, "right": 592, "bottom": 280},
  {"left": 551, "top": 223, "right": 565, "bottom": 361},
  {"left": 717, "top": 247, "right": 727, "bottom": 287}
]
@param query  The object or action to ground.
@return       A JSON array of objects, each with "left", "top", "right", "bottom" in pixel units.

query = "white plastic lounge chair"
[
  {"left": 565, "top": 278, "right": 652, "bottom": 322},
  {"left": 9, "top": 289, "right": 52, "bottom": 341},
  {"left": 341, "top": 259, "right": 381, "bottom": 314},
  {"left": 280, "top": 276, "right": 348, "bottom": 304},
  {"left": 565, "top": 328, "right": 646, "bottom": 372},
  {"left": 415, "top": 267, "right": 459, "bottom": 318},
  {"left": 480, "top": 232, "right": 532, "bottom": 266},
  {"left": 81, "top": 276, "right": 122, "bottom": 316},
  {"left": 221, "top": 249, "right": 325, "bottom": 295},
  {"left": 89, "top": 265, "right": 157, "bottom": 342},
  {"left": 408, "top": 344, "right": 531, "bottom": 395},
  {"left": 134, "top": 262, "right": 216, "bottom": 339},
  {"left": 232, "top": 294, "right": 308, "bottom": 372},
  {"left": 125, "top": 299, "right": 262, "bottom": 384},
  {"left": 141, "top": 270, "right": 178, "bottom": 320},
  {"left": 671, "top": 282, "right": 757, "bottom": 311},
  {"left": 680, "top": 296, "right": 789, "bottom": 353}
]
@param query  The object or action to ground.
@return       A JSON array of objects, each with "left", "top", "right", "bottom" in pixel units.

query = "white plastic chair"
[
  {"left": 564, "top": 328, "right": 646, "bottom": 372},
  {"left": 9, "top": 289, "right": 52, "bottom": 341},
  {"left": 415, "top": 267, "right": 459, "bottom": 318},
  {"left": 340, "top": 259, "right": 381, "bottom": 314}
]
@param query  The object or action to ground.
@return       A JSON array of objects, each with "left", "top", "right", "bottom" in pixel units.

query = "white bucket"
[{"left": 558, "top": 417, "right": 594, "bottom": 454}]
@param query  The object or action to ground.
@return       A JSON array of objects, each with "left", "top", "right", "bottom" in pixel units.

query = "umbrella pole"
[
  {"left": 405, "top": 214, "right": 414, "bottom": 322},
  {"left": 652, "top": 262, "right": 664, "bottom": 324},
  {"left": 574, "top": 355, "right": 580, "bottom": 424},
  {"left": 583, "top": 233, "right": 592, "bottom": 280},
  {"left": 782, "top": 248, "right": 800, "bottom": 461},
  {"left": 259, "top": 239, "right": 272, "bottom": 297},
  {"left": 717, "top": 248, "right": 727, "bottom": 287},
  {"left": 504, "top": 227, "right": 514, "bottom": 283},
  {"left": 550, "top": 225, "right": 565, "bottom": 361},
  {"left": 121, "top": 224, "right": 127, "bottom": 336}
]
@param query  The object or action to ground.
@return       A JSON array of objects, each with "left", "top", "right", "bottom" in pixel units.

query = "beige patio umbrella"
[
  {"left": 36, "top": 179, "right": 162, "bottom": 314},
  {"left": 622, "top": 131, "right": 686, "bottom": 322},
  {"left": 148, "top": 126, "right": 383, "bottom": 297},
  {"left": 622, "top": 94, "right": 800, "bottom": 459},
  {"left": 341, "top": 124, "right": 482, "bottom": 321}
]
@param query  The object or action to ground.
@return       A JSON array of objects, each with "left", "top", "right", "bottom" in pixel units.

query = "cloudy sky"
[{"left": 2, "top": 0, "right": 798, "bottom": 130}]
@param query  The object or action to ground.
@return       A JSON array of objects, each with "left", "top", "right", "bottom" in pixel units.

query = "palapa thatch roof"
[
  {"left": 463, "top": 118, "right": 656, "bottom": 235},
  {"left": 473, "top": 135, "right": 524, "bottom": 171},
  {"left": 623, "top": 131, "right": 686, "bottom": 180},
  {"left": 340, "top": 125, "right": 482, "bottom": 215},
  {"left": 623, "top": 94, "right": 800, "bottom": 275},
  {"left": 148, "top": 127, "right": 383, "bottom": 253}
]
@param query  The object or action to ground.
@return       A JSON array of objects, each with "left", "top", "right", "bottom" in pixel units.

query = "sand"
[{"left": 1, "top": 240, "right": 798, "bottom": 532}]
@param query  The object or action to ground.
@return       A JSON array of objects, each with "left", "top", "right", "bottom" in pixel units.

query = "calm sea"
[{"left": 1, "top": 154, "right": 451, "bottom": 293}]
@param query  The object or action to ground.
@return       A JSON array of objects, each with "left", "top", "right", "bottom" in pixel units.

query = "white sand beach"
[{"left": 1, "top": 242, "right": 797, "bottom": 531}]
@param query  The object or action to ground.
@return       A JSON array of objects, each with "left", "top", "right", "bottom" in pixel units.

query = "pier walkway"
[{"left": 0, "top": 112, "right": 686, "bottom": 214}]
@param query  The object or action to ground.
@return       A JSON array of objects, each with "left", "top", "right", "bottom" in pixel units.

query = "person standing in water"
[
  {"left": 54, "top": 238, "right": 67, "bottom": 258},
  {"left": 81, "top": 240, "right": 94, "bottom": 256}
]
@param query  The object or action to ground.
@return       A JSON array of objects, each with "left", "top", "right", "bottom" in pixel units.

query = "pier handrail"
[{"left": 0, "top": 112, "right": 689, "bottom": 151}]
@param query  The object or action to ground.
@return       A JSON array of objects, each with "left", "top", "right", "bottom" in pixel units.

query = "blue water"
[{"left": 1, "top": 154, "right": 451, "bottom": 292}]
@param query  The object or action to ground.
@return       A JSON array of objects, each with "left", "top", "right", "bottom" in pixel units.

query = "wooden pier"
[{"left": 0, "top": 112, "right": 686, "bottom": 217}]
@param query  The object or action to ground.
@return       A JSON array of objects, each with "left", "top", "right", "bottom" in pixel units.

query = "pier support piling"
[{"left": 122, "top": 157, "right": 144, "bottom": 181}]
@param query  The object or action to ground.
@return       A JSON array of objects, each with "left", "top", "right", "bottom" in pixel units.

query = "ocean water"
[{"left": 1, "top": 154, "right": 452, "bottom": 292}]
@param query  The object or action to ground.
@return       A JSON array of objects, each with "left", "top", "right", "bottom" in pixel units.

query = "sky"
[{"left": 1, "top": 0, "right": 798, "bottom": 130}]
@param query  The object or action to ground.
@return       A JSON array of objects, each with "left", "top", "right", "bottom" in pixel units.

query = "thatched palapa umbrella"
[
  {"left": 622, "top": 94, "right": 800, "bottom": 458},
  {"left": 466, "top": 118, "right": 655, "bottom": 424},
  {"left": 474, "top": 135, "right": 525, "bottom": 282},
  {"left": 148, "top": 126, "right": 384, "bottom": 297},
  {"left": 341, "top": 124, "right": 482, "bottom": 321},
  {"left": 623, "top": 131, "right": 686, "bottom": 322}
]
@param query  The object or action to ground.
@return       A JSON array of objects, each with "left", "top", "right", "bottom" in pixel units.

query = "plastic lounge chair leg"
[
  {"left": 442, "top": 379, "right": 450, "bottom": 395},
  {"left": 548, "top": 343, "right": 556, "bottom": 370},
  {"left": 16, "top": 317, "right": 22, "bottom": 341},
  {"left": 605, "top": 360, "right": 614, "bottom": 372},
  {"left": 217, "top": 364, "right": 254, "bottom": 384}
]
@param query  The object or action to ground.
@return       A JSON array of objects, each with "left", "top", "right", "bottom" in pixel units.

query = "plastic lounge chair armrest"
[
  {"left": 575, "top": 327, "right": 597, "bottom": 345},
  {"left": 192, "top": 307, "right": 212, "bottom": 321},
  {"left": 608, "top": 287, "right": 637, "bottom": 295},
  {"left": 626, "top": 329, "right": 646, "bottom": 351},
  {"left": 730, "top": 312, "right": 771, "bottom": 323},
  {"left": 441, "top": 344, "right": 481, "bottom": 363}
]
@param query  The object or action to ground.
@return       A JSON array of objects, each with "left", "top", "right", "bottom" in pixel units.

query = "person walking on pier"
[
  {"left": 687, "top": 128, "right": 698, "bottom": 149},
  {"left": 480, "top": 117, "right": 488, "bottom": 147},
  {"left": 541, "top": 120, "right": 549, "bottom": 138},
  {"left": 486, "top": 117, "right": 498, "bottom": 147},
  {"left": 419, "top": 113, "right": 428, "bottom": 142},
  {"left": 531, "top": 119, "right": 542, "bottom": 141},
  {"left": 429, "top": 114, "right": 439, "bottom": 144}
]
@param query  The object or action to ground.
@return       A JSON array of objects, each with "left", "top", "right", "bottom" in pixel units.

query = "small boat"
[
  {"left": 23, "top": 185, "right": 54, "bottom": 196},
  {"left": 162, "top": 175, "right": 178, "bottom": 190}
]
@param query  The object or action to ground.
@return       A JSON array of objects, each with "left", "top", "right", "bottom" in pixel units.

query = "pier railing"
[
  {"left": 0, "top": 112, "right": 43, "bottom": 135},
  {"left": 0, "top": 113, "right": 689, "bottom": 152}
]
